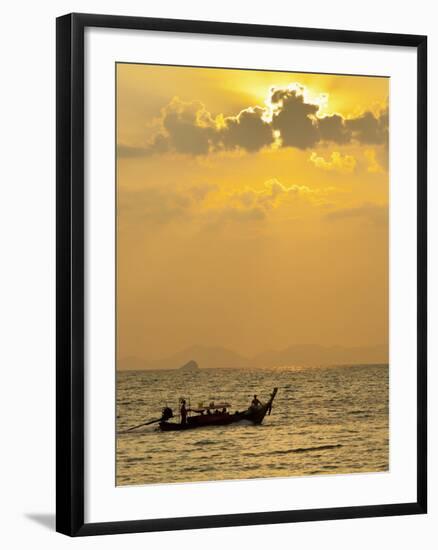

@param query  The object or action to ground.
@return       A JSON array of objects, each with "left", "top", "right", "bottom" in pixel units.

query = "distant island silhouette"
[
  {"left": 179, "top": 360, "right": 200, "bottom": 372},
  {"left": 118, "top": 343, "right": 388, "bottom": 371}
]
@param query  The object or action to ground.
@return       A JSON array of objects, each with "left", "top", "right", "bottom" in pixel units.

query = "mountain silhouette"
[
  {"left": 118, "top": 343, "right": 387, "bottom": 370},
  {"left": 179, "top": 360, "right": 200, "bottom": 371},
  {"left": 119, "top": 345, "right": 251, "bottom": 370}
]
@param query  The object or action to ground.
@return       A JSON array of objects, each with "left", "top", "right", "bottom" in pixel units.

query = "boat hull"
[{"left": 159, "top": 388, "right": 278, "bottom": 431}]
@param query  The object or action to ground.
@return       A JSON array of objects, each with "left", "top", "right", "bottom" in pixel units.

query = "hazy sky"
[{"left": 116, "top": 63, "right": 389, "bottom": 362}]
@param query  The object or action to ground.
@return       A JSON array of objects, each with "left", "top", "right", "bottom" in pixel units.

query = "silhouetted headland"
[
  {"left": 179, "top": 360, "right": 200, "bottom": 372},
  {"left": 118, "top": 343, "right": 388, "bottom": 371}
]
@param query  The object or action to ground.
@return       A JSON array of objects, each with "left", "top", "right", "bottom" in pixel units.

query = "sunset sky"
[{"left": 116, "top": 63, "right": 389, "bottom": 365}]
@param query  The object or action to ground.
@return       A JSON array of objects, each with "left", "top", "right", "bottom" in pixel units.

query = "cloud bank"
[
  {"left": 119, "top": 178, "right": 336, "bottom": 229},
  {"left": 118, "top": 84, "right": 388, "bottom": 158}
]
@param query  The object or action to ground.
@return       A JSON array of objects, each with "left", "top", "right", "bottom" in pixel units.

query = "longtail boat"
[{"left": 158, "top": 388, "right": 278, "bottom": 431}]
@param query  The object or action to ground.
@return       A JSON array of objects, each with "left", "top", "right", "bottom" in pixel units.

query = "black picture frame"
[{"left": 56, "top": 12, "right": 427, "bottom": 537}]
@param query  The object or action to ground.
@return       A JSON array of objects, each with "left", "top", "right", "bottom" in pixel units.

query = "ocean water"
[{"left": 116, "top": 365, "right": 389, "bottom": 486}]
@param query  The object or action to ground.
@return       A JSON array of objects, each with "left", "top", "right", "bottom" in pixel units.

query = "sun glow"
[{"left": 116, "top": 63, "right": 389, "bottom": 362}]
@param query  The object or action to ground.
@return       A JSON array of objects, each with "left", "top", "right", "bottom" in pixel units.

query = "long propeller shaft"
[{"left": 120, "top": 417, "right": 161, "bottom": 433}]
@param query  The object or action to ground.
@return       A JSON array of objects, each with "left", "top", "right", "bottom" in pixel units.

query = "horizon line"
[{"left": 117, "top": 362, "right": 389, "bottom": 373}]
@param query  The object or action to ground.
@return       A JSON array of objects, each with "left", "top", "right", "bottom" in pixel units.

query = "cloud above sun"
[
  {"left": 118, "top": 83, "right": 388, "bottom": 160},
  {"left": 116, "top": 65, "right": 389, "bottom": 360}
]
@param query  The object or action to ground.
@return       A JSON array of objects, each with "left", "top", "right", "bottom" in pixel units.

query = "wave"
[{"left": 269, "top": 444, "right": 343, "bottom": 455}]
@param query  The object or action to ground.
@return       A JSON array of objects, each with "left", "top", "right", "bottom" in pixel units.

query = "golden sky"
[{"left": 116, "top": 63, "right": 389, "bottom": 366}]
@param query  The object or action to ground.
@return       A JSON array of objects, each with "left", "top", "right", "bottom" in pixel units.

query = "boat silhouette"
[{"left": 159, "top": 388, "right": 278, "bottom": 431}]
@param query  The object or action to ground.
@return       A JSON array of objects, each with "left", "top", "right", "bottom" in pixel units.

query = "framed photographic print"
[{"left": 56, "top": 13, "right": 427, "bottom": 536}]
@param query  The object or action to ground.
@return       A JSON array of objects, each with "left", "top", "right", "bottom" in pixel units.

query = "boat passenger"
[
  {"left": 251, "top": 395, "right": 262, "bottom": 408},
  {"left": 180, "top": 400, "right": 187, "bottom": 425},
  {"left": 221, "top": 407, "right": 227, "bottom": 414}
]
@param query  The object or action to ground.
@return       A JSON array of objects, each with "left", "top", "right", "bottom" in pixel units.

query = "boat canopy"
[{"left": 190, "top": 402, "right": 231, "bottom": 413}]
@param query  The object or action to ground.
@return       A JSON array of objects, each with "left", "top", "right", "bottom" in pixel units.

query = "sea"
[{"left": 116, "top": 364, "right": 389, "bottom": 486}]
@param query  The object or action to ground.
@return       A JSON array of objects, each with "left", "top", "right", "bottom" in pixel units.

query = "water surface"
[{"left": 116, "top": 365, "right": 388, "bottom": 485}]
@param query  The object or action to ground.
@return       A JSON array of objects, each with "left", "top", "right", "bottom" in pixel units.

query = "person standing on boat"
[
  {"left": 251, "top": 395, "right": 262, "bottom": 408},
  {"left": 180, "top": 399, "right": 188, "bottom": 425}
]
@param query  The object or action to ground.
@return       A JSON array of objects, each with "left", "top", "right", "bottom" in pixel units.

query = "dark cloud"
[
  {"left": 160, "top": 99, "right": 217, "bottom": 155},
  {"left": 318, "top": 114, "right": 351, "bottom": 144},
  {"left": 145, "top": 100, "right": 274, "bottom": 155},
  {"left": 221, "top": 107, "right": 273, "bottom": 152},
  {"left": 270, "top": 88, "right": 319, "bottom": 149},
  {"left": 123, "top": 88, "right": 388, "bottom": 158},
  {"left": 345, "top": 109, "right": 388, "bottom": 145}
]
